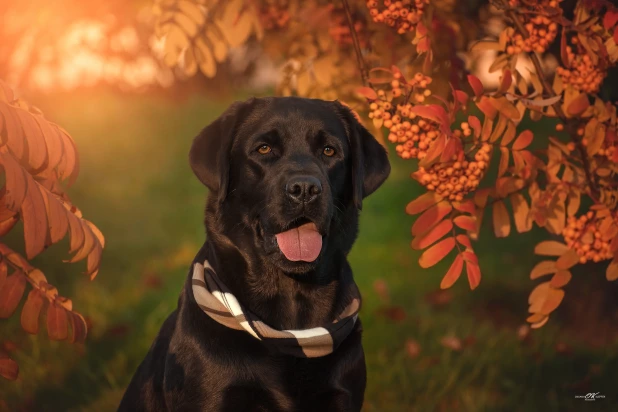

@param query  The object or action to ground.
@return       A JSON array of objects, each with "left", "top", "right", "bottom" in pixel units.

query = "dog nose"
[{"left": 286, "top": 176, "right": 322, "bottom": 203}]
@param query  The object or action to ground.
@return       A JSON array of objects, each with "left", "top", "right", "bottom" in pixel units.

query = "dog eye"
[
  {"left": 323, "top": 146, "right": 335, "bottom": 157},
  {"left": 257, "top": 144, "right": 272, "bottom": 155}
]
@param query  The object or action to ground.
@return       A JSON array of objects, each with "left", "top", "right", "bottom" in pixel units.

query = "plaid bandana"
[{"left": 191, "top": 260, "right": 361, "bottom": 358}]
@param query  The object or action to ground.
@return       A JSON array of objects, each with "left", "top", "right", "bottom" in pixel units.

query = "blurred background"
[{"left": 1, "top": 0, "right": 618, "bottom": 411}]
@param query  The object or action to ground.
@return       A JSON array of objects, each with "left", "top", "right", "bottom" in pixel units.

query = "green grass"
[{"left": 1, "top": 91, "right": 617, "bottom": 412}]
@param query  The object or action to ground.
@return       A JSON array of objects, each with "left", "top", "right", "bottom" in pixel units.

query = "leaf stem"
[{"left": 341, "top": 0, "right": 369, "bottom": 86}]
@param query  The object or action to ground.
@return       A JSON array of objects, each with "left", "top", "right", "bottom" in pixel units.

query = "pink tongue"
[{"left": 275, "top": 222, "right": 323, "bottom": 262}]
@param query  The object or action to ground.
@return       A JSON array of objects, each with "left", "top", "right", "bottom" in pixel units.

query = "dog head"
[{"left": 190, "top": 97, "right": 390, "bottom": 275}]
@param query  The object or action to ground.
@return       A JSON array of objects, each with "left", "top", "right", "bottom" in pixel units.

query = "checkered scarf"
[{"left": 191, "top": 260, "right": 361, "bottom": 358}]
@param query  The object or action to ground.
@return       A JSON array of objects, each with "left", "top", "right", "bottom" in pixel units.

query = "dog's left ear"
[
  {"left": 334, "top": 101, "right": 391, "bottom": 210},
  {"left": 189, "top": 98, "right": 256, "bottom": 204}
]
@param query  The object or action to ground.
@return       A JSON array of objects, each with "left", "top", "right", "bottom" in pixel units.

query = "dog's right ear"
[{"left": 189, "top": 98, "right": 255, "bottom": 203}]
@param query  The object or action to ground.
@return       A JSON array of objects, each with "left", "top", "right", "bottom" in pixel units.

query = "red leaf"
[
  {"left": 512, "top": 130, "right": 533, "bottom": 150},
  {"left": 441, "top": 254, "right": 464, "bottom": 289},
  {"left": 406, "top": 192, "right": 443, "bottom": 215},
  {"left": 356, "top": 87, "right": 377, "bottom": 100},
  {"left": 0, "top": 152, "right": 28, "bottom": 212},
  {"left": 21, "top": 289, "right": 45, "bottom": 334},
  {"left": 0, "top": 271, "right": 26, "bottom": 318},
  {"left": 411, "top": 219, "right": 453, "bottom": 250},
  {"left": 467, "top": 74, "right": 484, "bottom": 97},
  {"left": 466, "top": 261, "right": 482, "bottom": 290},
  {"left": 603, "top": 10, "right": 618, "bottom": 30},
  {"left": 412, "top": 202, "right": 452, "bottom": 236},
  {"left": 440, "top": 137, "right": 462, "bottom": 163},
  {"left": 419, "top": 237, "right": 456, "bottom": 268},
  {"left": 454, "top": 90, "right": 469, "bottom": 106},
  {"left": 410, "top": 104, "right": 449, "bottom": 125},
  {"left": 20, "top": 174, "right": 49, "bottom": 259},
  {"left": 47, "top": 302, "right": 68, "bottom": 341},
  {"left": 0, "top": 353, "right": 18, "bottom": 380},
  {"left": 373, "top": 279, "right": 390, "bottom": 302}
]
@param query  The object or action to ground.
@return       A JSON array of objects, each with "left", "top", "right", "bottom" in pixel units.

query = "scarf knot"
[{"left": 191, "top": 260, "right": 361, "bottom": 358}]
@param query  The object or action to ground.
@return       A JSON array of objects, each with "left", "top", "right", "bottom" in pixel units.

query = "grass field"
[{"left": 1, "top": 91, "right": 618, "bottom": 411}]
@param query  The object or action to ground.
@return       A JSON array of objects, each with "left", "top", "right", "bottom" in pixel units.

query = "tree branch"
[
  {"left": 495, "top": 0, "right": 600, "bottom": 200},
  {"left": 341, "top": 0, "right": 369, "bottom": 86}
]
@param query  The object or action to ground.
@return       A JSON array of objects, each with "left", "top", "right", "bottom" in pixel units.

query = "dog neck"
[{"left": 193, "top": 237, "right": 353, "bottom": 331}]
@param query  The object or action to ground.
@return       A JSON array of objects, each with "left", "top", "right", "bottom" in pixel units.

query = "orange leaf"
[
  {"left": 474, "top": 188, "right": 491, "bottom": 208},
  {"left": 406, "top": 192, "right": 443, "bottom": 215},
  {"left": 20, "top": 174, "right": 49, "bottom": 259},
  {"left": 86, "top": 243, "right": 103, "bottom": 279},
  {"left": 489, "top": 96, "right": 520, "bottom": 120},
  {"left": 556, "top": 249, "right": 580, "bottom": 270},
  {"left": 411, "top": 202, "right": 453, "bottom": 236},
  {"left": 468, "top": 115, "right": 481, "bottom": 137},
  {"left": 440, "top": 254, "right": 464, "bottom": 289},
  {"left": 0, "top": 353, "right": 18, "bottom": 381},
  {"left": 462, "top": 250, "right": 479, "bottom": 264},
  {"left": 356, "top": 87, "right": 377, "bottom": 100},
  {"left": 66, "top": 212, "right": 86, "bottom": 254},
  {"left": 466, "top": 261, "right": 482, "bottom": 290},
  {"left": 456, "top": 234, "right": 472, "bottom": 248},
  {"left": 47, "top": 302, "right": 68, "bottom": 341},
  {"left": 453, "top": 215, "right": 476, "bottom": 232},
  {"left": 510, "top": 192, "right": 532, "bottom": 233},
  {"left": 419, "top": 237, "right": 456, "bottom": 268},
  {"left": 452, "top": 200, "right": 475, "bottom": 215},
  {"left": 530, "top": 260, "right": 557, "bottom": 279},
  {"left": 0, "top": 260, "right": 6, "bottom": 287},
  {"left": 498, "top": 147, "right": 509, "bottom": 178},
  {"left": 512, "top": 130, "right": 533, "bottom": 151},
  {"left": 21, "top": 289, "right": 45, "bottom": 334},
  {"left": 419, "top": 133, "right": 447, "bottom": 168},
  {"left": 411, "top": 219, "right": 453, "bottom": 250},
  {"left": 498, "top": 69, "right": 512, "bottom": 93},
  {"left": 0, "top": 152, "right": 28, "bottom": 212},
  {"left": 550, "top": 270, "right": 572, "bottom": 288},
  {"left": 534, "top": 241, "right": 569, "bottom": 256},
  {"left": 39, "top": 186, "right": 69, "bottom": 244},
  {"left": 566, "top": 92, "right": 590, "bottom": 117},
  {"left": 500, "top": 120, "right": 517, "bottom": 146},
  {"left": 481, "top": 117, "right": 494, "bottom": 142},
  {"left": 440, "top": 137, "right": 462, "bottom": 163},
  {"left": 0, "top": 271, "right": 26, "bottom": 318},
  {"left": 526, "top": 313, "right": 546, "bottom": 324},
  {"left": 492, "top": 200, "right": 510, "bottom": 238},
  {"left": 476, "top": 97, "right": 498, "bottom": 120},
  {"left": 467, "top": 74, "right": 484, "bottom": 98}
]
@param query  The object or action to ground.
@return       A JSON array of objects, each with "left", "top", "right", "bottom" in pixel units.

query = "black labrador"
[{"left": 119, "top": 97, "right": 390, "bottom": 411}]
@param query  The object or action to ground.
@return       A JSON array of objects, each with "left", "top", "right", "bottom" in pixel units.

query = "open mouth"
[{"left": 274, "top": 217, "right": 323, "bottom": 263}]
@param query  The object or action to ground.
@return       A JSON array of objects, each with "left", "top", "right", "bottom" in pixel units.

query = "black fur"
[{"left": 118, "top": 97, "right": 391, "bottom": 412}]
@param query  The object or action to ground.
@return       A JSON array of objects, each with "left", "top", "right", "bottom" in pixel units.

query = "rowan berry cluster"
[
  {"left": 366, "top": 0, "right": 429, "bottom": 34},
  {"left": 562, "top": 211, "right": 614, "bottom": 263},
  {"left": 556, "top": 38, "right": 606, "bottom": 94},
  {"left": 415, "top": 143, "right": 492, "bottom": 201},
  {"left": 258, "top": 0, "right": 291, "bottom": 30},
  {"left": 368, "top": 71, "right": 435, "bottom": 160},
  {"left": 505, "top": 0, "right": 562, "bottom": 55}
]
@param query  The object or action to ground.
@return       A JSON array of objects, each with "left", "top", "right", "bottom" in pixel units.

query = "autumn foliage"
[
  {"left": 0, "top": 81, "right": 104, "bottom": 380},
  {"left": 151, "top": 0, "right": 618, "bottom": 329}
]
